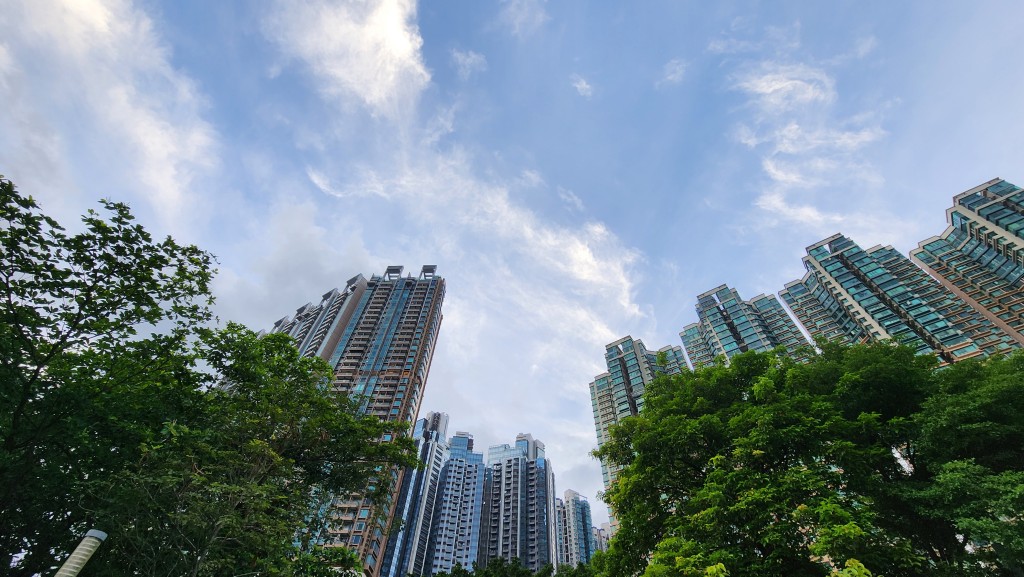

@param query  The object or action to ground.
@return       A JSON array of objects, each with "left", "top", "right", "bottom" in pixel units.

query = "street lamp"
[{"left": 53, "top": 529, "right": 107, "bottom": 577}]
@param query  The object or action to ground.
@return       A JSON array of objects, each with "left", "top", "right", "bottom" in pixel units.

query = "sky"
[{"left": 2, "top": 0, "right": 1024, "bottom": 525}]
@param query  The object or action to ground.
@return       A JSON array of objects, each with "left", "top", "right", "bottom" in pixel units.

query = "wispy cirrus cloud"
[
  {"left": 719, "top": 30, "right": 904, "bottom": 245},
  {"left": 825, "top": 36, "right": 879, "bottom": 65},
  {"left": 656, "top": 58, "right": 687, "bottom": 87},
  {"left": 733, "top": 62, "right": 835, "bottom": 115},
  {"left": 499, "top": 0, "right": 549, "bottom": 38},
  {"left": 853, "top": 36, "right": 878, "bottom": 59},
  {"left": 732, "top": 61, "right": 886, "bottom": 232},
  {"left": 708, "top": 22, "right": 801, "bottom": 55},
  {"left": 570, "top": 74, "right": 593, "bottom": 98},
  {"left": 451, "top": 48, "right": 487, "bottom": 80},
  {"left": 558, "top": 187, "right": 585, "bottom": 212},
  {"left": 306, "top": 154, "right": 640, "bottom": 318},
  {"left": 0, "top": 0, "right": 217, "bottom": 231}
]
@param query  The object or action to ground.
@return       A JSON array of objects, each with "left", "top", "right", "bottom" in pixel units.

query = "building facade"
[
  {"left": 589, "top": 336, "right": 686, "bottom": 532},
  {"left": 555, "top": 489, "right": 595, "bottom": 567},
  {"left": 592, "top": 525, "right": 609, "bottom": 553},
  {"left": 554, "top": 498, "right": 567, "bottom": 566},
  {"left": 269, "top": 265, "right": 445, "bottom": 575},
  {"left": 382, "top": 413, "right": 450, "bottom": 577},
  {"left": 680, "top": 284, "right": 811, "bottom": 368},
  {"left": 479, "top": 434, "right": 557, "bottom": 572},
  {"left": 429, "top": 431, "right": 486, "bottom": 575},
  {"left": 910, "top": 178, "right": 1024, "bottom": 344},
  {"left": 780, "top": 234, "right": 1018, "bottom": 364}
]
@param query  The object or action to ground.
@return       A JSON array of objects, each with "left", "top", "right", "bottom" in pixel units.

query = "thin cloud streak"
[
  {"left": 558, "top": 187, "right": 585, "bottom": 212},
  {"left": 727, "top": 52, "right": 905, "bottom": 246},
  {"left": 733, "top": 62, "right": 835, "bottom": 115},
  {"left": 0, "top": 0, "right": 217, "bottom": 232},
  {"left": 499, "top": 0, "right": 549, "bottom": 38},
  {"left": 451, "top": 48, "right": 487, "bottom": 80},
  {"left": 656, "top": 59, "right": 687, "bottom": 86}
]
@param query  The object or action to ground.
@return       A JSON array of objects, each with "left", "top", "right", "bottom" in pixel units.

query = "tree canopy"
[
  {"left": 0, "top": 177, "right": 416, "bottom": 576},
  {"left": 596, "top": 340, "right": 1024, "bottom": 577},
  {"left": 433, "top": 558, "right": 597, "bottom": 577}
]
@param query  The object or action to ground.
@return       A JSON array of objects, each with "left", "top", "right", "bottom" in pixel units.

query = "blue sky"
[{"left": 2, "top": 0, "right": 1023, "bottom": 524}]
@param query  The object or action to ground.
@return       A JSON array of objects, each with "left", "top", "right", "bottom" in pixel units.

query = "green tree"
[
  {"left": 556, "top": 562, "right": 596, "bottom": 577},
  {"left": 434, "top": 558, "right": 537, "bottom": 577},
  {"left": 1, "top": 177, "right": 214, "bottom": 575},
  {"left": 597, "top": 341, "right": 1023, "bottom": 577},
  {"left": 85, "top": 325, "right": 415, "bottom": 577},
  {"left": 0, "top": 178, "right": 416, "bottom": 576}
]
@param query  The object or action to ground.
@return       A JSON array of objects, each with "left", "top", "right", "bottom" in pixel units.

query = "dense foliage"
[
  {"left": 0, "top": 178, "right": 415, "bottom": 576},
  {"left": 596, "top": 341, "right": 1024, "bottom": 577},
  {"left": 433, "top": 558, "right": 595, "bottom": 577}
]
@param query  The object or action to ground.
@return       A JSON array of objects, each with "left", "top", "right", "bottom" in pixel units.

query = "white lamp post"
[{"left": 53, "top": 529, "right": 107, "bottom": 577}]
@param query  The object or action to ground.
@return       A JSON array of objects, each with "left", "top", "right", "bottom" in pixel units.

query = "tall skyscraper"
[
  {"left": 382, "top": 413, "right": 450, "bottom": 577},
  {"left": 780, "top": 234, "right": 1017, "bottom": 364},
  {"left": 554, "top": 489, "right": 595, "bottom": 567},
  {"left": 554, "top": 498, "right": 567, "bottom": 566},
  {"left": 680, "top": 284, "right": 811, "bottom": 368},
  {"left": 589, "top": 336, "right": 685, "bottom": 532},
  {"left": 269, "top": 265, "right": 445, "bottom": 575},
  {"left": 479, "top": 434, "right": 557, "bottom": 572},
  {"left": 429, "top": 431, "right": 486, "bottom": 575},
  {"left": 591, "top": 525, "right": 610, "bottom": 553},
  {"left": 270, "top": 275, "right": 369, "bottom": 362},
  {"left": 910, "top": 178, "right": 1024, "bottom": 343}
]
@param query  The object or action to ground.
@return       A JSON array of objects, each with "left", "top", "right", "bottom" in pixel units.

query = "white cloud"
[
  {"left": 739, "top": 122, "right": 886, "bottom": 155},
  {"left": 214, "top": 196, "right": 374, "bottom": 329},
  {"left": 518, "top": 168, "right": 545, "bottom": 188},
  {"left": 722, "top": 48, "right": 902, "bottom": 246},
  {"left": 854, "top": 36, "right": 878, "bottom": 58},
  {"left": 301, "top": 150, "right": 644, "bottom": 519},
  {"left": 733, "top": 62, "right": 835, "bottom": 115},
  {"left": 570, "top": 74, "right": 593, "bottom": 98},
  {"left": 708, "top": 21, "right": 800, "bottom": 55},
  {"left": 304, "top": 153, "right": 640, "bottom": 313},
  {"left": 0, "top": 0, "right": 217, "bottom": 231},
  {"left": 761, "top": 158, "right": 810, "bottom": 187},
  {"left": 423, "top": 104, "right": 458, "bottom": 145},
  {"left": 558, "top": 187, "right": 584, "bottom": 211},
  {"left": 451, "top": 48, "right": 487, "bottom": 80},
  {"left": 656, "top": 58, "right": 687, "bottom": 87},
  {"left": 306, "top": 166, "right": 345, "bottom": 197},
  {"left": 707, "top": 37, "right": 761, "bottom": 54},
  {"left": 499, "top": 0, "right": 549, "bottom": 38},
  {"left": 826, "top": 35, "right": 880, "bottom": 65},
  {"left": 263, "top": 0, "right": 430, "bottom": 120}
]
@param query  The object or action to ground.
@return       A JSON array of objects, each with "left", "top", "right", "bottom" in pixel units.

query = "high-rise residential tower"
[
  {"left": 429, "top": 431, "right": 486, "bottom": 575},
  {"left": 269, "top": 265, "right": 445, "bottom": 575},
  {"left": 780, "top": 234, "right": 1018, "bottom": 364},
  {"left": 591, "top": 525, "right": 609, "bottom": 553},
  {"left": 680, "top": 284, "right": 811, "bottom": 368},
  {"left": 589, "top": 336, "right": 686, "bottom": 532},
  {"left": 554, "top": 498, "right": 567, "bottom": 565},
  {"left": 554, "top": 489, "right": 595, "bottom": 567},
  {"left": 381, "top": 413, "right": 450, "bottom": 577},
  {"left": 479, "top": 434, "right": 557, "bottom": 572},
  {"left": 910, "top": 178, "right": 1024, "bottom": 343}
]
